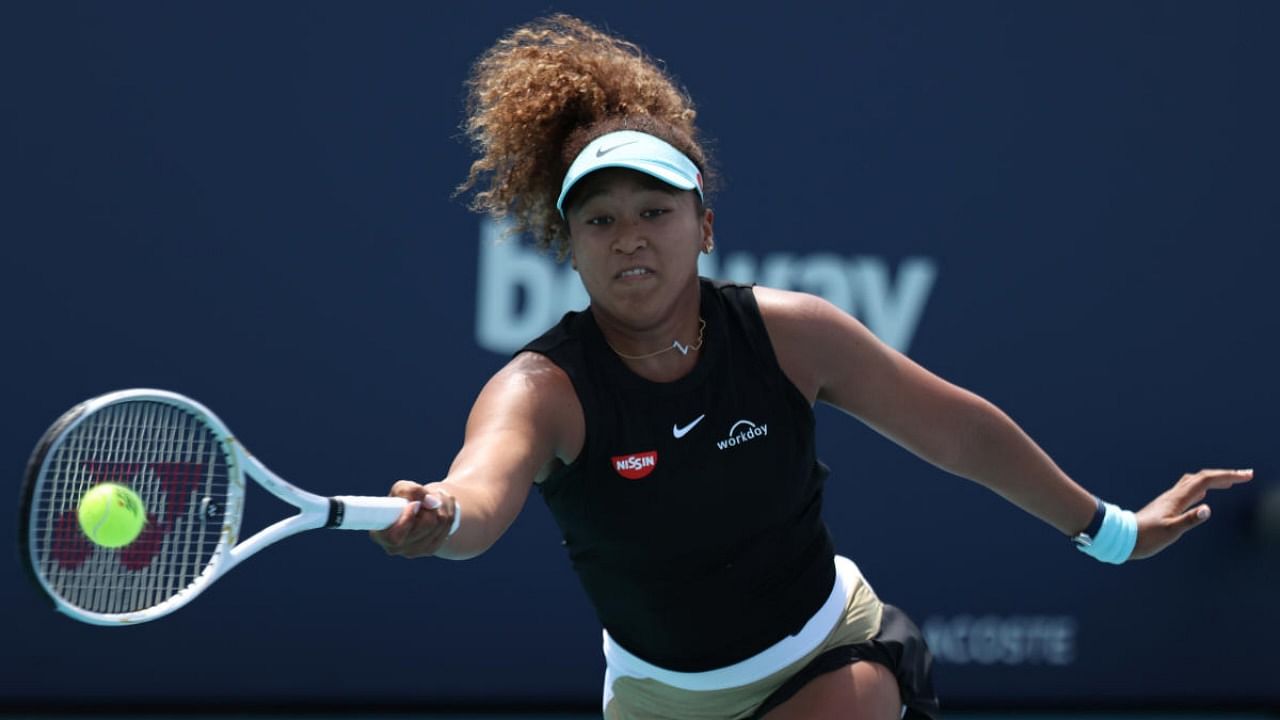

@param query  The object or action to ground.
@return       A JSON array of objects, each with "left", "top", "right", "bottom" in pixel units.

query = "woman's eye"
[
  {"left": 586, "top": 215, "right": 613, "bottom": 226},
  {"left": 642, "top": 208, "right": 669, "bottom": 219}
]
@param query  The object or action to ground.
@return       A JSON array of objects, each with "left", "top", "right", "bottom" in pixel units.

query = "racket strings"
[{"left": 30, "top": 400, "right": 233, "bottom": 615}]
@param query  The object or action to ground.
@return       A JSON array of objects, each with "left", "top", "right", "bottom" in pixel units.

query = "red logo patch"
[{"left": 611, "top": 451, "right": 658, "bottom": 480}]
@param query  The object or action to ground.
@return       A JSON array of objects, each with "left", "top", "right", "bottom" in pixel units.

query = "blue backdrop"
[{"left": 3, "top": 0, "right": 1277, "bottom": 712}]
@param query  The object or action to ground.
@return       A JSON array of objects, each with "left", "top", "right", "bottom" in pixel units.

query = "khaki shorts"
[{"left": 603, "top": 557, "right": 884, "bottom": 720}]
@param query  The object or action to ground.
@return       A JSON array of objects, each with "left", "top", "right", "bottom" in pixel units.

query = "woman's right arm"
[{"left": 370, "top": 351, "right": 583, "bottom": 560}]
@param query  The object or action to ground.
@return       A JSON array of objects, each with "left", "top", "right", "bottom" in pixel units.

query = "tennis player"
[{"left": 372, "top": 15, "right": 1252, "bottom": 720}]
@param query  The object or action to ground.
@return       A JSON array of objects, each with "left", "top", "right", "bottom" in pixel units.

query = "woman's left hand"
[{"left": 1130, "top": 468, "right": 1254, "bottom": 560}]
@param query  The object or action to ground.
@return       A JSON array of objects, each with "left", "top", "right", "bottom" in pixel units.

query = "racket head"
[{"left": 20, "top": 389, "right": 246, "bottom": 625}]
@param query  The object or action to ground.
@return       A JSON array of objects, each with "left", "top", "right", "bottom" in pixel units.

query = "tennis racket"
[{"left": 20, "top": 388, "right": 433, "bottom": 626}]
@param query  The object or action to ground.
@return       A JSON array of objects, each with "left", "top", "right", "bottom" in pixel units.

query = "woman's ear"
[{"left": 701, "top": 208, "right": 716, "bottom": 253}]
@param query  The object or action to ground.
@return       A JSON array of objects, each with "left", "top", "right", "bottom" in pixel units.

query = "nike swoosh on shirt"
[
  {"left": 672, "top": 414, "right": 706, "bottom": 439},
  {"left": 596, "top": 140, "right": 640, "bottom": 157}
]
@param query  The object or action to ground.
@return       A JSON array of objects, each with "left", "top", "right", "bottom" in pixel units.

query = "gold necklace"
[{"left": 606, "top": 317, "right": 706, "bottom": 360}]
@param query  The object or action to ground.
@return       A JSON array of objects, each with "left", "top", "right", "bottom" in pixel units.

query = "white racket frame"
[{"left": 28, "top": 388, "right": 410, "bottom": 626}]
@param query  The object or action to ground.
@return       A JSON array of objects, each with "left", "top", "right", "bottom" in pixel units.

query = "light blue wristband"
[{"left": 1074, "top": 501, "right": 1137, "bottom": 564}]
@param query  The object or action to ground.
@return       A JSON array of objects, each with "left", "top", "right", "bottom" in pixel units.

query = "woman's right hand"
[{"left": 369, "top": 480, "right": 457, "bottom": 559}]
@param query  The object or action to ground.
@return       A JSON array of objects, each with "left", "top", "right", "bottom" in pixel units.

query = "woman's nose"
[{"left": 612, "top": 221, "right": 647, "bottom": 254}]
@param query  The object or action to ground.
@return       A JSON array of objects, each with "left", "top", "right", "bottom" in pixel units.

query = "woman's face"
[{"left": 565, "top": 169, "right": 713, "bottom": 327}]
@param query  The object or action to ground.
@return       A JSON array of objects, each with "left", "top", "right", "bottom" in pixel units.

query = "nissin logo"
[
  {"left": 612, "top": 451, "right": 658, "bottom": 479},
  {"left": 716, "top": 420, "right": 769, "bottom": 450}
]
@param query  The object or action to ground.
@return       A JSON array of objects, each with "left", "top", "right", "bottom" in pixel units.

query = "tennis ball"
[{"left": 78, "top": 483, "right": 146, "bottom": 548}]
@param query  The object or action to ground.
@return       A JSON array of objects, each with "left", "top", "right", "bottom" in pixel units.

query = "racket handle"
[
  {"left": 329, "top": 495, "right": 410, "bottom": 530},
  {"left": 327, "top": 495, "right": 460, "bottom": 536}
]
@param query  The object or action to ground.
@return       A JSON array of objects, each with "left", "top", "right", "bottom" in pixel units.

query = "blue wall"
[{"left": 3, "top": 0, "right": 1277, "bottom": 711}]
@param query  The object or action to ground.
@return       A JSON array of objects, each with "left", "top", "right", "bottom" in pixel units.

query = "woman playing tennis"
[{"left": 372, "top": 15, "right": 1251, "bottom": 720}]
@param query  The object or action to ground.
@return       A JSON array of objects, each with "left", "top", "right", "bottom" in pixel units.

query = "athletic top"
[{"left": 522, "top": 278, "right": 837, "bottom": 672}]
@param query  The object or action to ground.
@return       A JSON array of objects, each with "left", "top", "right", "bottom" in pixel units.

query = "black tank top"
[{"left": 522, "top": 278, "right": 836, "bottom": 671}]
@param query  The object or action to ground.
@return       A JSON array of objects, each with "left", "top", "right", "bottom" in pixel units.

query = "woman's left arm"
[{"left": 755, "top": 287, "right": 1252, "bottom": 560}]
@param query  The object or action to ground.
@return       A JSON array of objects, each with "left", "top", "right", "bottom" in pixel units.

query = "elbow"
[{"left": 927, "top": 392, "right": 1005, "bottom": 479}]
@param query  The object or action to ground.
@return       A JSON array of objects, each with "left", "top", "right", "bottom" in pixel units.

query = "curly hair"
[{"left": 458, "top": 14, "right": 714, "bottom": 258}]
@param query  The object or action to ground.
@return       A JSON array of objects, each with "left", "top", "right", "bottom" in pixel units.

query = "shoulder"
[
  {"left": 483, "top": 351, "right": 578, "bottom": 415},
  {"left": 478, "top": 352, "right": 584, "bottom": 465},
  {"left": 752, "top": 285, "right": 865, "bottom": 358},
  {"left": 704, "top": 279, "right": 832, "bottom": 345},
  {"left": 744, "top": 286, "right": 846, "bottom": 404},
  {"left": 751, "top": 285, "right": 839, "bottom": 326},
  {"left": 750, "top": 286, "right": 891, "bottom": 406}
]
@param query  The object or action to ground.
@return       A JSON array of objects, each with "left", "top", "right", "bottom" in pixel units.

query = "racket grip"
[{"left": 329, "top": 495, "right": 411, "bottom": 530}]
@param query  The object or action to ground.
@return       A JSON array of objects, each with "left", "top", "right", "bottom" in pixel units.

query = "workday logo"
[{"left": 716, "top": 420, "right": 769, "bottom": 451}]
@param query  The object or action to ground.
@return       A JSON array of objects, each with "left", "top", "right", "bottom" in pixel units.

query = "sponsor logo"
[
  {"left": 672, "top": 414, "right": 705, "bottom": 439},
  {"left": 612, "top": 451, "right": 658, "bottom": 479},
  {"left": 51, "top": 460, "right": 207, "bottom": 571},
  {"left": 922, "top": 614, "right": 1077, "bottom": 666},
  {"left": 716, "top": 419, "right": 769, "bottom": 450},
  {"left": 596, "top": 140, "right": 639, "bottom": 157},
  {"left": 475, "top": 218, "right": 937, "bottom": 355}
]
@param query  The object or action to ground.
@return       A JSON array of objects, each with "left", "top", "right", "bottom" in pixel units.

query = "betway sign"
[{"left": 475, "top": 218, "right": 938, "bottom": 354}]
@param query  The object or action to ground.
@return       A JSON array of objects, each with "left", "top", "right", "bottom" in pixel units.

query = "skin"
[{"left": 371, "top": 168, "right": 1253, "bottom": 718}]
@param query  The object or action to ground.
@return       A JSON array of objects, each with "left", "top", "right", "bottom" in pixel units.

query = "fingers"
[
  {"left": 1182, "top": 469, "right": 1254, "bottom": 489},
  {"left": 390, "top": 480, "right": 427, "bottom": 501},
  {"left": 404, "top": 490, "right": 456, "bottom": 555},
  {"left": 1171, "top": 469, "right": 1253, "bottom": 508},
  {"left": 382, "top": 501, "right": 424, "bottom": 546},
  {"left": 1171, "top": 503, "right": 1212, "bottom": 533},
  {"left": 1135, "top": 502, "right": 1211, "bottom": 560},
  {"left": 373, "top": 480, "right": 426, "bottom": 546},
  {"left": 370, "top": 481, "right": 456, "bottom": 558},
  {"left": 1132, "top": 470, "right": 1249, "bottom": 560}
]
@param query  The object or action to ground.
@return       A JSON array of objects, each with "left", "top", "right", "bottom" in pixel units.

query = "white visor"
[{"left": 556, "top": 130, "right": 704, "bottom": 217}]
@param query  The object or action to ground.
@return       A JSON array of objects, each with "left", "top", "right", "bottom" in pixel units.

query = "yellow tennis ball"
[{"left": 78, "top": 483, "right": 146, "bottom": 548}]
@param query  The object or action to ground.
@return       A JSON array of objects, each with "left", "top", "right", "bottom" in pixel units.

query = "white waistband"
[{"left": 602, "top": 555, "right": 862, "bottom": 692}]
